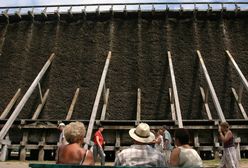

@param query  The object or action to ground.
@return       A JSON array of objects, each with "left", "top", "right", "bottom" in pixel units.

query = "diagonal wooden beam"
[
  {"left": 66, "top": 88, "right": 80, "bottom": 120},
  {"left": 32, "top": 89, "right": 50, "bottom": 120}
]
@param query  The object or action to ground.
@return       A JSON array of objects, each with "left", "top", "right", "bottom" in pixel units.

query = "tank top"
[
  {"left": 178, "top": 146, "right": 203, "bottom": 167},
  {"left": 224, "top": 135, "right": 234, "bottom": 148}
]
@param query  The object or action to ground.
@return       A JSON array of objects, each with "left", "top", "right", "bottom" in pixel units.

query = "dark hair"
[
  {"left": 174, "top": 128, "right": 190, "bottom": 145},
  {"left": 98, "top": 124, "right": 104, "bottom": 129}
]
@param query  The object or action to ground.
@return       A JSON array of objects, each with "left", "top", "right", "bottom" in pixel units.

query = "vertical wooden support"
[
  {"left": 197, "top": 50, "right": 225, "bottom": 122},
  {"left": 136, "top": 88, "right": 141, "bottom": 125},
  {"left": 0, "top": 89, "right": 21, "bottom": 119},
  {"left": 194, "top": 131, "right": 200, "bottom": 153},
  {"left": 168, "top": 51, "right": 183, "bottom": 128},
  {"left": 0, "top": 53, "right": 55, "bottom": 140},
  {"left": 41, "top": 7, "right": 47, "bottom": 18},
  {"left": 213, "top": 131, "right": 220, "bottom": 159},
  {"left": 84, "top": 51, "right": 111, "bottom": 149},
  {"left": 20, "top": 132, "right": 28, "bottom": 161},
  {"left": 226, "top": 50, "right": 248, "bottom": 119},
  {"left": 100, "top": 88, "right": 110, "bottom": 121},
  {"left": 32, "top": 89, "right": 50, "bottom": 120},
  {"left": 66, "top": 88, "right": 80, "bottom": 120},
  {"left": 235, "top": 137, "right": 241, "bottom": 161},
  {"left": 38, "top": 132, "right": 46, "bottom": 161},
  {"left": 0, "top": 134, "right": 10, "bottom": 161}
]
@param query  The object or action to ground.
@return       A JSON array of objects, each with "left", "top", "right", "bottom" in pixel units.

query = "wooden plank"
[
  {"left": 169, "top": 88, "right": 176, "bottom": 121},
  {"left": 136, "top": 88, "right": 141, "bottom": 123},
  {"left": 0, "top": 53, "right": 55, "bottom": 140},
  {"left": 115, "top": 131, "right": 120, "bottom": 148},
  {"left": 84, "top": 51, "right": 111, "bottom": 149},
  {"left": 100, "top": 88, "right": 110, "bottom": 121},
  {"left": 0, "top": 89, "right": 21, "bottom": 119},
  {"left": 231, "top": 88, "right": 248, "bottom": 119},
  {"left": 226, "top": 50, "right": 248, "bottom": 92},
  {"left": 168, "top": 51, "right": 183, "bottom": 128},
  {"left": 197, "top": 50, "right": 225, "bottom": 122},
  {"left": 200, "top": 87, "right": 213, "bottom": 120},
  {"left": 32, "top": 89, "right": 50, "bottom": 120},
  {"left": 20, "top": 132, "right": 28, "bottom": 161},
  {"left": 66, "top": 88, "right": 80, "bottom": 120}
]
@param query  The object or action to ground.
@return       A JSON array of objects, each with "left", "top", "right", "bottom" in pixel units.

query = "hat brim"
[{"left": 129, "top": 128, "right": 155, "bottom": 143}]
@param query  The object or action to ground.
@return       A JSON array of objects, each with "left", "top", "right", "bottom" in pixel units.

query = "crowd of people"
[{"left": 55, "top": 121, "right": 239, "bottom": 168}]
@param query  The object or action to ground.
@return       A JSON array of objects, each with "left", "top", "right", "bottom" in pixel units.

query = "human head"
[
  {"left": 129, "top": 123, "right": 155, "bottom": 144},
  {"left": 174, "top": 128, "right": 190, "bottom": 146},
  {"left": 162, "top": 125, "right": 168, "bottom": 131},
  {"left": 58, "top": 123, "right": 65, "bottom": 131},
  {"left": 98, "top": 124, "right": 104, "bottom": 132},
  {"left": 64, "top": 121, "right": 85, "bottom": 144},
  {"left": 220, "top": 122, "right": 230, "bottom": 132}
]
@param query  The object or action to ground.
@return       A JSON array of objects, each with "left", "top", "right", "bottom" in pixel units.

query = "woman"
[
  {"left": 56, "top": 121, "right": 94, "bottom": 165},
  {"left": 219, "top": 122, "right": 238, "bottom": 168},
  {"left": 170, "top": 128, "right": 202, "bottom": 167}
]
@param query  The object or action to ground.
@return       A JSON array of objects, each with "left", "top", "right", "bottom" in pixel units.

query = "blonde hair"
[
  {"left": 220, "top": 122, "right": 230, "bottom": 131},
  {"left": 64, "top": 122, "right": 85, "bottom": 144}
]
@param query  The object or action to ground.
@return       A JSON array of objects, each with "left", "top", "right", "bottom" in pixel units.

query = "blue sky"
[{"left": 0, "top": 0, "right": 247, "bottom": 14}]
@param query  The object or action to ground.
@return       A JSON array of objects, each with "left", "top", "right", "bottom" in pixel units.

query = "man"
[
  {"left": 162, "top": 125, "right": 173, "bottom": 166},
  {"left": 93, "top": 124, "right": 105, "bottom": 166},
  {"left": 114, "top": 123, "right": 166, "bottom": 167}
]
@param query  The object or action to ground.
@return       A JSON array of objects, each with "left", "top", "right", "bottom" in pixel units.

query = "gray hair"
[{"left": 64, "top": 121, "right": 85, "bottom": 144}]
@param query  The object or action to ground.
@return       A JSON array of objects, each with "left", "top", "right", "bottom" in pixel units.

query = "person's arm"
[
  {"left": 219, "top": 130, "right": 233, "bottom": 143},
  {"left": 83, "top": 150, "right": 95, "bottom": 165},
  {"left": 114, "top": 154, "right": 121, "bottom": 166},
  {"left": 169, "top": 147, "right": 180, "bottom": 166},
  {"left": 96, "top": 136, "right": 102, "bottom": 148}
]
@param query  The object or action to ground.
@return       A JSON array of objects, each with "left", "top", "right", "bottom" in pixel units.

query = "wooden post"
[
  {"left": 197, "top": 50, "right": 225, "bottom": 122},
  {"left": 213, "top": 131, "right": 220, "bottom": 159},
  {"left": 0, "top": 134, "right": 10, "bottom": 161},
  {"left": 100, "top": 88, "right": 110, "bottom": 121},
  {"left": 200, "top": 87, "right": 213, "bottom": 120},
  {"left": 194, "top": 131, "right": 200, "bottom": 153},
  {"left": 136, "top": 88, "right": 141, "bottom": 125},
  {"left": 168, "top": 51, "right": 183, "bottom": 128},
  {"left": 20, "top": 132, "right": 28, "bottom": 161},
  {"left": 66, "top": 88, "right": 80, "bottom": 120},
  {"left": 0, "top": 89, "right": 21, "bottom": 119},
  {"left": 84, "top": 51, "right": 111, "bottom": 149},
  {"left": 38, "top": 132, "right": 46, "bottom": 161},
  {"left": 169, "top": 88, "right": 176, "bottom": 121},
  {"left": 0, "top": 53, "right": 55, "bottom": 140},
  {"left": 32, "top": 89, "right": 50, "bottom": 120}
]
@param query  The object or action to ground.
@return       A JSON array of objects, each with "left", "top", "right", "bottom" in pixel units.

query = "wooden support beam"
[
  {"left": 136, "top": 88, "right": 141, "bottom": 124},
  {"left": 0, "top": 134, "right": 10, "bottom": 161},
  {"left": 68, "top": 7, "right": 73, "bottom": 16},
  {"left": 41, "top": 7, "right": 47, "bottom": 18},
  {"left": 2, "top": 9, "right": 9, "bottom": 20},
  {"left": 197, "top": 50, "right": 225, "bottom": 122},
  {"left": 84, "top": 51, "right": 111, "bottom": 149},
  {"left": 226, "top": 50, "right": 248, "bottom": 92},
  {"left": 115, "top": 131, "right": 120, "bottom": 149},
  {"left": 0, "top": 89, "right": 21, "bottom": 119},
  {"left": 66, "top": 88, "right": 80, "bottom": 120},
  {"left": 28, "top": 8, "right": 34, "bottom": 19},
  {"left": 15, "top": 8, "right": 22, "bottom": 19},
  {"left": 200, "top": 87, "right": 213, "bottom": 120},
  {"left": 38, "top": 132, "right": 46, "bottom": 161},
  {"left": 32, "top": 89, "right": 50, "bottom": 120},
  {"left": 20, "top": 132, "right": 28, "bottom": 161},
  {"left": 0, "top": 53, "right": 55, "bottom": 140},
  {"left": 100, "top": 88, "right": 110, "bottom": 121},
  {"left": 169, "top": 88, "right": 176, "bottom": 121},
  {"left": 168, "top": 51, "right": 183, "bottom": 128},
  {"left": 231, "top": 88, "right": 248, "bottom": 119}
]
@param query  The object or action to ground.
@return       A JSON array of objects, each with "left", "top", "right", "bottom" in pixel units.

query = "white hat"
[
  {"left": 129, "top": 123, "right": 155, "bottom": 143},
  {"left": 59, "top": 123, "right": 65, "bottom": 127}
]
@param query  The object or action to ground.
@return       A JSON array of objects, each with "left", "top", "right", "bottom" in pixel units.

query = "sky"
[{"left": 0, "top": 0, "right": 247, "bottom": 14}]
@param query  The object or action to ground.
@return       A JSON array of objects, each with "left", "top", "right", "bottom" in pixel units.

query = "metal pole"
[{"left": 0, "top": 53, "right": 55, "bottom": 140}]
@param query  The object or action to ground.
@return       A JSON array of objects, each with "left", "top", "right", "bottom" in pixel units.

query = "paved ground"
[{"left": 0, "top": 160, "right": 248, "bottom": 168}]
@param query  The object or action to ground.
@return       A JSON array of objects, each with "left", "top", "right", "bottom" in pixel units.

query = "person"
[
  {"left": 170, "top": 128, "right": 203, "bottom": 167},
  {"left": 114, "top": 123, "right": 166, "bottom": 167},
  {"left": 219, "top": 122, "right": 239, "bottom": 168},
  {"left": 154, "top": 128, "right": 164, "bottom": 153},
  {"left": 56, "top": 121, "right": 94, "bottom": 165},
  {"left": 162, "top": 125, "right": 173, "bottom": 165},
  {"left": 93, "top": 124, "right": 106, "bottom": 166},
  {"left": 58, "top": 123, "right": 68, "bottom": 146}
]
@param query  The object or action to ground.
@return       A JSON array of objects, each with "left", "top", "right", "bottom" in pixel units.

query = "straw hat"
[{"left": 129, "top": 123, "right": 155, "bottom": 143}]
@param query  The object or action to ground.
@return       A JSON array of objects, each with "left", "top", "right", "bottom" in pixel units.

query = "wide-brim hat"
[{"left": 129, "top": 123, "right": 155, "bottom": 143}]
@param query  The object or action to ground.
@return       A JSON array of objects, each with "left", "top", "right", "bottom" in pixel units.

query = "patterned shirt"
[{"left": 114, "top": 144, "right": 166, "bottom": 167}]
